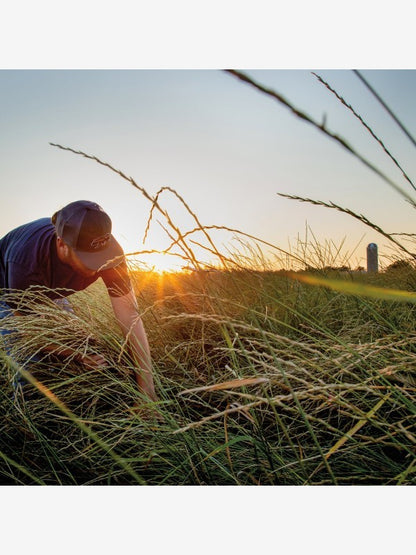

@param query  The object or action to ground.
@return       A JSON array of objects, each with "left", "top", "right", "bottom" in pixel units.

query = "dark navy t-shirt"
[{"left": 0, "top": 218, "right": 132, "bottom": 299}]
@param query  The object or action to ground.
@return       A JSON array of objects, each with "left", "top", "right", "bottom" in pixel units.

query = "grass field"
[{"left": 1, "top": 258, "right": 416, "bottom": 485}]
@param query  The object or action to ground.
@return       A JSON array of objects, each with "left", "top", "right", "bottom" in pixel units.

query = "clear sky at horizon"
[{"left": 1, "top": 69, "right": 416, "bottom": 270}]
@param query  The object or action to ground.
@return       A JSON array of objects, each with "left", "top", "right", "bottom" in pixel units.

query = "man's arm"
[
  {"left": 37, "top": 342, "right": 108, "bottom": 370},
  {"left": 8, "top": 306, "right": 107, "bottom": 370},
  {"left": 109, "top": 289, "right": 157, "bottom": 402}
]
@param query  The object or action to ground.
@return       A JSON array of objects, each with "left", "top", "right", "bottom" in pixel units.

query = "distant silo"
[{"left": 367, "top": 243, "right": 378, "bottom": 272}]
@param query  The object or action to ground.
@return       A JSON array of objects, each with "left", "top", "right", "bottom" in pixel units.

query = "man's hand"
[
  {"left": 39, "top": 343, "right": 108, "bottom": 370},
  {"left": 129, "top": 400, "right": 164, "bottom": 422},
  {"left": 78, "top": 353, "right": 108, "bottom": 370}
]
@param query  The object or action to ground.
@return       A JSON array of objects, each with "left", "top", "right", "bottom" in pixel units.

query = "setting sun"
[{"left": 128, "top": 252, "right": 184, "bottom": 274}]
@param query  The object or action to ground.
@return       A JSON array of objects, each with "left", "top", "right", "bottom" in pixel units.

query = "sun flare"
[{"left": 129, "top": 252, "right": 184, "bottom": 274}]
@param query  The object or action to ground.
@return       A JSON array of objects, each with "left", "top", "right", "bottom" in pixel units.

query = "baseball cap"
[{"left": 53, "top": 200, "right": 124, "bottom": 271}]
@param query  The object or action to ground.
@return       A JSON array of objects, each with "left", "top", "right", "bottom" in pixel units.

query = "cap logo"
[{"left": 90, "top": 233, "right": 111, "bottom": 250}]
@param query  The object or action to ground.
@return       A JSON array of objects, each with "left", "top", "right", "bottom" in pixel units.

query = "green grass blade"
[{"left": 289, "top": 272, "right": 416, "bottom": 303}]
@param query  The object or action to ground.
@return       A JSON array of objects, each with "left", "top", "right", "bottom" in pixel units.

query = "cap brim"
[{"left": 74, "top": 235, "right": 124, "bottom": 271}]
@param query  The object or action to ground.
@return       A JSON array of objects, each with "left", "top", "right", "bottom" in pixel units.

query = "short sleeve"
[{"left": 100, "top": 260, "right": 132, "bottom": 297}]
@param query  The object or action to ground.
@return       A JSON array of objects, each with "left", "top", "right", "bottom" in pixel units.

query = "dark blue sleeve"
[{"left": 100, "top": 260, "right": 132, "bottom": 297}]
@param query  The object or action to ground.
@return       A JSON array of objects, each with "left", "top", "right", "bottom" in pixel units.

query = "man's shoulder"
[
  {"left": 3, "top": 218, "right": 53, "bottom": 238},
  {"left": 19, "top": 218, "right": 53, "bottom": 233},
  {"left": 1, "top": 218, "right": 54, "bottom": 260}
]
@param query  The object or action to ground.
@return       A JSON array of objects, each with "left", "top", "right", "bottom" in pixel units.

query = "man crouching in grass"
[{"left": 0, "top": 200, "right": 157, "bottom": 406}]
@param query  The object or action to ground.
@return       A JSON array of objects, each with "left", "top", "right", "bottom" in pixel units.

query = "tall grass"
[
  {"left": 1, "top": 70, "right": 415, "bottom": 485},
  {"left": 1, "top": 258, "right": 416, "bottom": 485}
]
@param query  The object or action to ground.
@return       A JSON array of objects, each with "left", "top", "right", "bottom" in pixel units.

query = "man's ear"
[{"left": 56, "top": 236, "right": 69, "bottom": 256}]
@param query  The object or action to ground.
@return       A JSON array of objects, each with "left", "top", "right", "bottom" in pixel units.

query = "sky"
[{"left": 1, "top": 68, "right": 416, "bottom": 271}]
